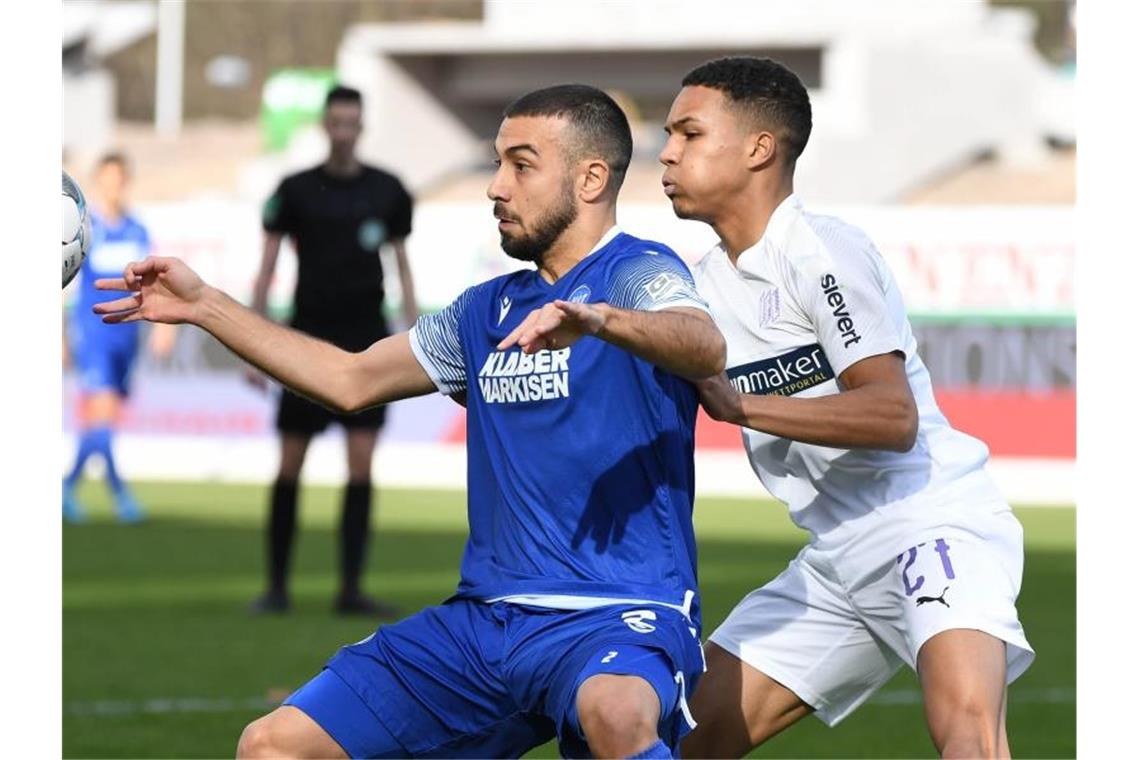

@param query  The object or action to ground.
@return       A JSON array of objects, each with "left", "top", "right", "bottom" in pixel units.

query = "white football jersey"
[{"left": 694, "top": 194, "right": 1005, "bottom": 560}]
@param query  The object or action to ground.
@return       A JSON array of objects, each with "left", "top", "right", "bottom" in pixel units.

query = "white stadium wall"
[
  {"left": 64, "top": 200, "right": 1074, "bottom": 505},
  {"left": 338, "top": 0, "right": 1067, "bottom": 202}
]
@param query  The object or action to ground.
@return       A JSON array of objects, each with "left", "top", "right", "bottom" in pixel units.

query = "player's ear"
[
  {"left": 746, "top": 131, "right": 778, "bottom": 171},
  {"left": 579, "top": 159, "right": 611, "bottom": 203}
]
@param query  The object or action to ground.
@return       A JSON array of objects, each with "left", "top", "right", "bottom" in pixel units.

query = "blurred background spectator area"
[
  {"left": 64, "top": 0, "right": 1072, "bottom": 204},
  {"left": 61, "top": 0, "right": 1076, "bottom": 504}
]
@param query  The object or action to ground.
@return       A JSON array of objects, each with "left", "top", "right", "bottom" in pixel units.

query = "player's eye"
[{"left": 515, "top": 163, "right": 530, "bottom": 173}]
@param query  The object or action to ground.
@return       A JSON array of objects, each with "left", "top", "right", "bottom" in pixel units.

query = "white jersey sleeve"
[
  {"left": 788, "top": 227, "right": 903, "bottom": 377},
  {"left": 408, "top": 287, "right": 475, "bottom": 395},
  {"left": 605, "top": 249, "right": 710, "bottom": 314}
]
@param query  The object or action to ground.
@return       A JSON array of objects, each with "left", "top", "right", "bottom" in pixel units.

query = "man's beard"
[{"left": 498, "top": 185, "right": 579, "bottom": 264}]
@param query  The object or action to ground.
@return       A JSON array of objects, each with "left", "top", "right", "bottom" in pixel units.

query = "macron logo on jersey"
[
  {"left": 477, "top": 348, "right": 571, "bottom": 403},
  {"left": 727, "top": 344, "right": 835, "bottom": 397},
  {"left": 820, "top": 274, "right": 862, "bottom": 348},
  {"left": 498, "top": 296, "right": 512, "bottom": 326}
]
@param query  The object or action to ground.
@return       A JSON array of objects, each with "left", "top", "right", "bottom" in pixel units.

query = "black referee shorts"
[
  {"left": 276, "top": 389, "right": 387, "bottom": 435},
  {"left": 276, "top": 318, "right": 388, "bottom": 435}
]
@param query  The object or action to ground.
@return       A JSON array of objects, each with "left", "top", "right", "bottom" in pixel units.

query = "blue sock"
[
  {"left": 63, "top": 481, "right": 86, "bottom": 522},
  {"left": 65, "top": 428, "right": 101, "bottom": 488},
  {"left": 628, "top": 739, "right": 672, "bottom": 759},
  {"left": 88, "top": 427, "right": 126, "bottom": 494}
]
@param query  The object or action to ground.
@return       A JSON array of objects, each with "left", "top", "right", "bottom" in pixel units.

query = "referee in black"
[{"left": 248, "top": 85, "right": 417, "bottom": 616}]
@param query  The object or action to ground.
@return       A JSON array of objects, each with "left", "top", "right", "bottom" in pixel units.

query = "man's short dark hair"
[
  {"left": 503, "top": 84, "right": 633, "bottom": 197},
  {"left": 96, "top": 151, "right": 129, "bottom": 174},
  {"left": 683, "top": 56, "right": 813, "bottom": 162},
  {"left": 325, "top": 84, "right": 363, "bottom": 110}
]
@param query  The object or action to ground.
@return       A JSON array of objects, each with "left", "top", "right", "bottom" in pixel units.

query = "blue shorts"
[
  {"left": 73, "top": 339, "right": 138, "bottom": 396},
  {"left": 284, "top": 599, "right": 704, "bottom": 758}
]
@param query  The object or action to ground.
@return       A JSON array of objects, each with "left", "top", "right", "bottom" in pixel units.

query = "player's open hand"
[
  {"left": 497, "top": 299, "right": 607, "bottom": 354},
  {"left": 93, "top": 256, "right": 209, "bottom": 325},
  {"left": 697, "top": 372, "right": 745, "bottom": 425}
]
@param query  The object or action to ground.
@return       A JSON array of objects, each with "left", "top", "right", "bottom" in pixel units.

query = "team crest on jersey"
[
  {"left": 567, "top": 284, "right": 592, "bottom": 303},
  {"left": 758, "top": 288, "right": 781, "bottom": 327},
  {"left": 357, "top": 218, "right": 387, "bottom": 251},
  {"left": 727, "top": 343, "right": 835, "bottom": 397}
]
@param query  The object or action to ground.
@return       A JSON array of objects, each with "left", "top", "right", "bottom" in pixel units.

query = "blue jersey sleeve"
[
  {"left": 605, "top": 250, "right": 710, "bottom": 314},
  {"left": 408, "top": 287, "right": 476, "bottom": 395}
]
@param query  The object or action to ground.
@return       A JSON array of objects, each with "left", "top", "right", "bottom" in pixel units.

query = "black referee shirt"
[{"left": 262, "top": 164, "right": 413, "bottom": 339}]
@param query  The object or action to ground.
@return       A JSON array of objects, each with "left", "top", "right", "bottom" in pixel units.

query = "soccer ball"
[{"left": 62, "top": 171, "right": 90, "bottom": 288}]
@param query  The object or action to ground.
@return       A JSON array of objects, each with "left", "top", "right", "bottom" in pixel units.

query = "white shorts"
[{"left": 707, "top": 508, "right": 1035, "bottom": 726}]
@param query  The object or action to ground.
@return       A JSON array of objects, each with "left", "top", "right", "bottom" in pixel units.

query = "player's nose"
[{"left": 486, "top": 171, "right": 509, "bottom": 202}]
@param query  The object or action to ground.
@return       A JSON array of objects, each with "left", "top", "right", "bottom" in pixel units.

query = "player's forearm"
[
  {"left": 194, "top": 287, "right": 365, "bottom": 413},
  {"left": 249, "top": 282, "right": 270, "bottom": 317},
  {"left": 252, "top": 235, "right": 281, "bottom": 317},
  {"left": 395, "top": 244, "right": 418, "bottom": 325},
  {"left": 399, "top": 273, "right": 418, "bottom": 325},
  {"left": 596, "top": 305, "right": 726, "bottom": 379},
  {"left": 729, "top": 385, "right": 918, "bottom": 452}
]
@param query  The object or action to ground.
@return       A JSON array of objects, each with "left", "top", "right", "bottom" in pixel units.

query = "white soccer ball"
[{"left": 62, "top": 171, "right": 90, "bottom": 288}]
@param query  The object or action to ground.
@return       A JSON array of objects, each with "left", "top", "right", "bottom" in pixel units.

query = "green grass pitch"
[{"left": 63, "top": 480, "right": 1074, "bottom": 758}]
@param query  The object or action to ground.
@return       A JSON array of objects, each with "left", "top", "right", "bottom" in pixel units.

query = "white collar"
[
  {"left": 723, "top": 193, "right": 802, "bottom": 265},
  {"left": 762, "top": 193, "right": 802, "bottom": 249},
  {"left": 587, "top": 224, "right": 622, "bottom": 256}
]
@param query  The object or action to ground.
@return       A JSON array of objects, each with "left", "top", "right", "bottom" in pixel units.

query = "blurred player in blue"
[
  {"left": 63, "top": 153, "right": 174, "bottom": 523},
  {"left": 95, "top": 85, "right": 726, "bottom": 758}
]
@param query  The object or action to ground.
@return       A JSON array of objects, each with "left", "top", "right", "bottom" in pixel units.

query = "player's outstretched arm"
[
  {"left": 498, "top": 300, "right": 725, "bottom": 380},
  {"left": 700, "top": 352, "right": 919, "bottom": 452},
  {"left": 94, "top": 256, "right": 436, "bottom": 412},
  {"left": 593, "top": 302, "right": 725, "bottom": 379}
]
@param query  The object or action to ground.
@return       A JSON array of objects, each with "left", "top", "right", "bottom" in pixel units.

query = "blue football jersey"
[
  {"left": 71, "top": 209, "right": 152, "bottom": 348},
  {"left": 410, "top": 228, "right": 710, "bottom": 618}
]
